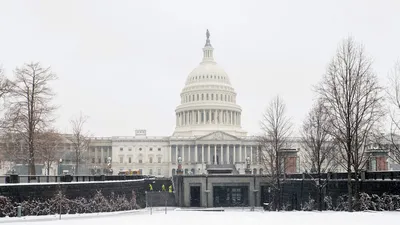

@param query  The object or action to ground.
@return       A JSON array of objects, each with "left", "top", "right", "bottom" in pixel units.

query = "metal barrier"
[{"left": 0, "top": 174, "right": 154, "bottom": 184}]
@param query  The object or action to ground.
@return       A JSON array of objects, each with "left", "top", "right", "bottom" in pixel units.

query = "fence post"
[{"left": 17, "top": 206, "right": 22, "bottom": 217}]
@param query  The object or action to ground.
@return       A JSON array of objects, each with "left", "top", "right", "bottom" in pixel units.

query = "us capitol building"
[
  {"left": 89, "top": 30, "right": 301, "bottom": 177},
  {"left": 0, "top": 30, "right": 301, "bottom": 176}
]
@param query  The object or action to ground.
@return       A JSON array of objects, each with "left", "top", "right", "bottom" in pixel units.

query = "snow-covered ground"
[{"left": 1, "top": 208, "right": 399, "bottom": 225}]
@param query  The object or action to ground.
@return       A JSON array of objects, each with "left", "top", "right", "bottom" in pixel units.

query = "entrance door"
[{"left": 190, "top": 186, "right": 201, "bottom": 207}]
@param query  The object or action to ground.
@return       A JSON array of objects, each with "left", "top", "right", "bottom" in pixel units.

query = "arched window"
[
  {"left": 253, "top": 168, "right": 257, "bottom": 175},
  {"left": 211, "top": 94, "right": 214, "bottom": 100},
  {"left": 197, "top": 94, "right": 199, "bottom": 101},
  {"left": 225, "top": 95, "right": 227, "bottom": 101},
  {"left": 202, "top": 94, "right": 204, "bottom": 100},
  {"left": 259, "top": 168, "right": 263, "bottom": 175},
  {"left": 191, "top": 168, "right": 195, "bottom": 174},
  {"left": 172, "top": 169, "right": 176, "bottom": 175},
  {"left": 206, "top": 94, "right": 209, "bottom": 100},
  {"left": 184, "top": 169, "right": 189, "bottom": 174},
  {"left": 220, "top": 94, "right": 223, "bottom": 101},
  {"left": 216, "top": 94, "right": 218, "bottom": 100}
]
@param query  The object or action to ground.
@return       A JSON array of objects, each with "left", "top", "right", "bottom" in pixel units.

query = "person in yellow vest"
[
  {"left": 149, "top": 184, "right": 153, "bottom": 191},
  {"left": 168, "top": 185, "right": 173, "bottom": 193},
  {"left": 162, "top": 184, "right": 166, "bottom": 191}
]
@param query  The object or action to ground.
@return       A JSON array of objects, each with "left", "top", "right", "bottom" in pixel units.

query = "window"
[
  {"left": 158, "top": 157, "right": 162, "bottom": 163},
  {"left": 150, "top": 148, "right": 153, "bottom": 151},
  {"left": 149, "top": 169, "right": 153, "bottom": 175},
  {"left": 139, "top": 159, "right": 143, "bottom": 163},
  {"left": 128, "top": 148, "right": 132, "bottom": 151},
  {"left": 202, "top": 94, "right": 204, "bottom": 100},
  {"left": 98, "top": 158, "right": 101, "bottom": 163},
  {"left": 158, "top": 148, "right": 161, "bottom": 151},
  {"left": 157, "top": 168, "right": 161, "bottom": 175},
  {"left": 92, "top": 158, "right": 95, "bottom": 163},
  {"left": 104, "top": 157, "right": 107, "bottom": 163},
  {"left": 211, "top": 94, "right": 214, "bottom": 100},
  {"left": 149, "top": 157, "right": 153, "bottom": 163},
  {"left": 120, "top": 147, "right": 123, "bottom": 151},
  {"left": 129, "top": 157, "right": 132, "bottom": 163},
  {"left": 119, "top": 156, "right": 123, "bottom": 163}
]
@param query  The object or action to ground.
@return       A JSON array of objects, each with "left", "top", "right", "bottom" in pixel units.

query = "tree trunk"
[
  {"left": 29, "top": 149, "right": 36, "bottom": 176},
  {"left": 347, "top": 151, "right": 353, "bottom": 212},
  {"left": 354, "top": 173, "right": 360, "bottom": 211},
  {"left": 47, "top": 162, "right": 50, "bottom": 176},
  {"left": 318, "top": 176, "right": 322, "bottom": 211}
]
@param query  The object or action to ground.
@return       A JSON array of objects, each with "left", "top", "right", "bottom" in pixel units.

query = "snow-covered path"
[{"left": 1, "top": 209, "right": 399, "bottom": 225}]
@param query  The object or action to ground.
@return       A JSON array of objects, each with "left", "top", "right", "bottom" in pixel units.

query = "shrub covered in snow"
[{"left": 0, "top": 188, "right": 141, "bottom": 217}]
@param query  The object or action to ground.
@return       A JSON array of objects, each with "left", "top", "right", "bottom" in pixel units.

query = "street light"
[{"left": 58, "top": 159, "right": 63, "bottom": 176}]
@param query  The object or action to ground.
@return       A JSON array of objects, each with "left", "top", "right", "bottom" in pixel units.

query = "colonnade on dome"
[{"left": 175, "top": 109, "right": 241, "bottom": 127}]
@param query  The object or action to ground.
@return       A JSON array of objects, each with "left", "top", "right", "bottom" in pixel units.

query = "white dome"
[
  {"left": 172, "top": 30, "right": 247, "bottom": 137},
  {"left": 185, "top": 62, "right": 231, "bottom": 86}
]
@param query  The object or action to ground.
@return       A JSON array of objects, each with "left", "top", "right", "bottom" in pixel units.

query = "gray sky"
[{"left": 0, "top": 0, "right": 399, "bottom": 137}]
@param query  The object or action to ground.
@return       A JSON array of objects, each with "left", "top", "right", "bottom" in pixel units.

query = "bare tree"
[
  {"left": 35, "top": 129, "right": 63, "bottom": 175},
  {"left": 300, "top": 99, "right": 338, "bottom": 211},
  {"left": 258, "top": 95, "right": 293, "bottom": 211},
  {"left": 317, "top": 37, "right": 384, "bottom": 211},
  {"left": 70, "top": 112, "right": 90, "bottom": 175},
  {"left": 387, "top": 61, "right": 400, "bottom": 165},
  {"left": 2, "top": 62, "right": 57, "bottom": 175},
  {"left": 0, "top": 66, "right": 12, "bottom": 101}
]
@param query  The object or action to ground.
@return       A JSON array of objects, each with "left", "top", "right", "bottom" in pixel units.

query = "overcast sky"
[{"left": 0, "top": 0, "right": 399, "bottom": 137}]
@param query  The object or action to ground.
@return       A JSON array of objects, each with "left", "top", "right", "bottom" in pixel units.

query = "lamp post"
[
  {"left": 268, "top": 187, "right": 271, "bottom": 211},
  {"left": 107, "top": 157, "right": 112, "bottom": 175},
  {"left": 58, "top": 159, "right": 63, "bottom": 176}
]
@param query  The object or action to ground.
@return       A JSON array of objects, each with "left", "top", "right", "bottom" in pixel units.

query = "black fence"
[
  {"left": 283, "top": 171, "right": 400, "bottom": 181},
  {"left": 0, "top": 174, "right": 155, "bottom": 184}
]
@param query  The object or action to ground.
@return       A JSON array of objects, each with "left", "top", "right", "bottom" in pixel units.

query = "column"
[
  {"left": 175, "top": 145, "right": 178, "bottom": 162},
  {"left": 219, "top": 110, "right": 223, "bottom": 124},
  {"left": 230, "top": 111, "right": 233, "bottom": 124},
  {"left": 170, "top": 145, "right": 173, "bottom": 163},
  {"left": 227, "top": 145, "right": 230, "bottom": 164},
  {"left": 202, "top": 145, "right": 204, "bottom": 163},
  {"left": 245, "top": 145, "right": 247, "bottom": 160},
  {"left": 101, "top": 147, "right": 104, "bottom": 164},
  {"left": 239, "top": 145, "right": 242, "bottom": 162},
  {"left": 233, "top": 145, "right": 236, "bottom": 164},
  {"left": 233, "top": 112, "right": 236, "bottom": 125},
  {"left": 208, "top": 145, "right": 211, "bottom": 163},
  {"left": 94, "top": 147, "right": 97, "bottom": 164},
  {"left": 221, "top": 145, "right": 224, "bottom": 164},
  {"left": 182, "top": 145, "right": 185, "bottom": 162},
  {"left": 188, "top": 145, "right": 191, "bottom": 163},
  {"left": 214, "top": 145, "right": 217, "bottom": 164},
  {"left": 195, "top": 145, "right": 198, "bottom": 163},
  {"left": 250, "top": 146, "right": 253, "bottom": 164}
]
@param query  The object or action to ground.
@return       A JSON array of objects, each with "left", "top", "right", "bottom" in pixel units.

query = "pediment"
[{"left": 197, "top": 131, "right": 239, "bottom": 141}]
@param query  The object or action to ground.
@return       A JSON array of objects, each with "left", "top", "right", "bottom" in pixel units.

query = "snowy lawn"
[{"left": 1, "top": 208, "right": 399, "bottom": 225}]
